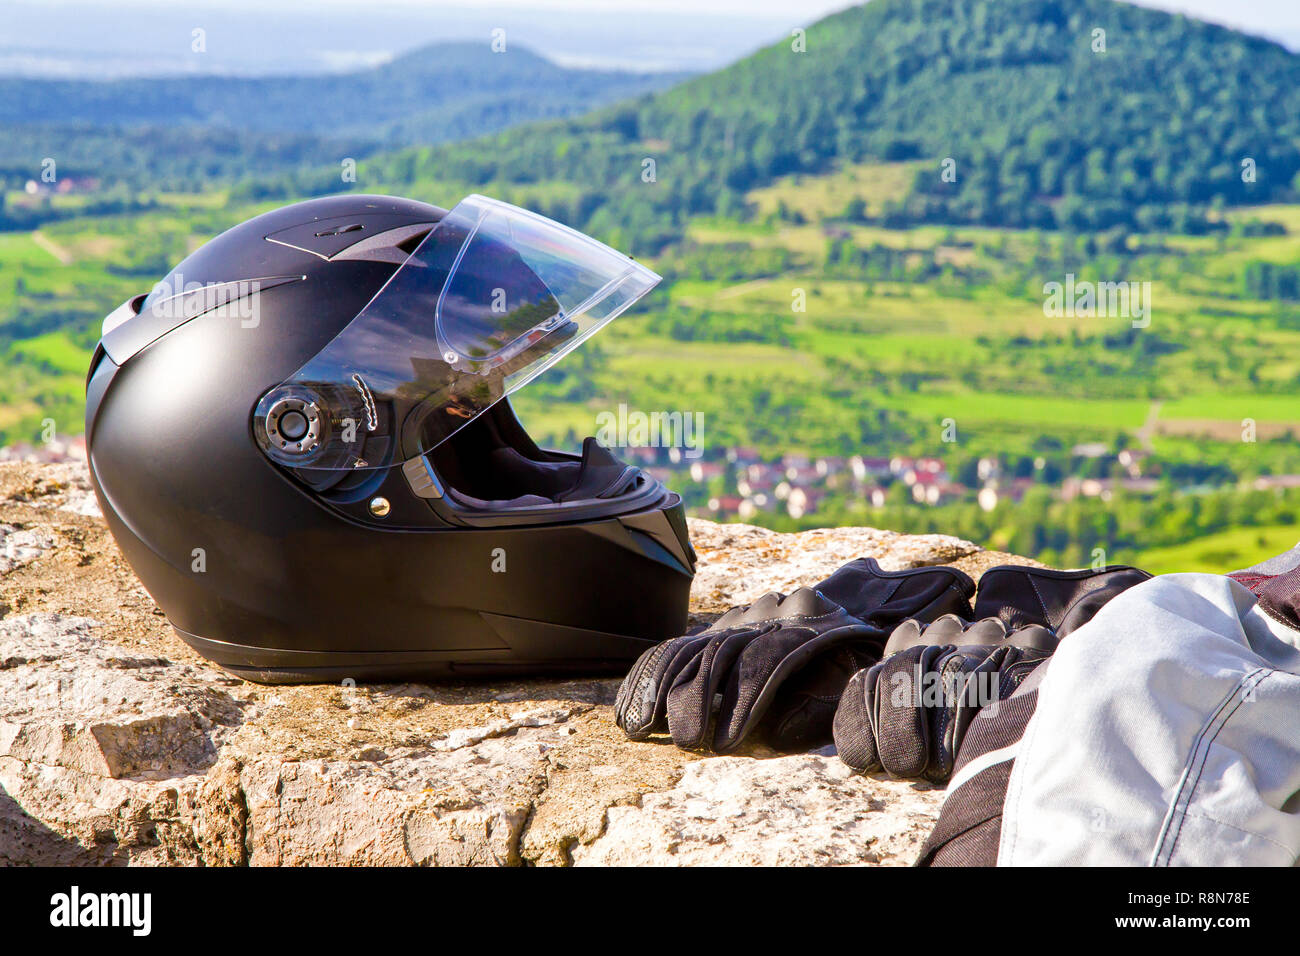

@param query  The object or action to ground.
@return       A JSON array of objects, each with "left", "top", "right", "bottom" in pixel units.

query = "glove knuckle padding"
[
  {"left": 834, "top": 619, "right": 1056, "bottom": 781},
  {"left": 617, "top": 560, "right": 981, "bottom": 755},
  {"left": 883, "top": 613, "right": 967, "bottom": 656}
]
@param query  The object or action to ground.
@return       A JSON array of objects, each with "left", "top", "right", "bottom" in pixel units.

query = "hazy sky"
[
  {"left": 127, "top": 0, "right": 1300, "bottom": 17},
  {"left": 5, "top": 0, "right": 1298, "bottom": 78},
  {"left": 104, "top": 0, "right": 1300, "bottom": 27},
  {"left": 1136, "top": 0, "right": 1300, "bottom": 38}
]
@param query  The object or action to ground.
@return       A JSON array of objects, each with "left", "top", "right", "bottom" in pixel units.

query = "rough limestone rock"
[
  {"left": 0, "top": 461, "right": 1037, "bottom": 867},
  {"left": 573, "top": 753, "right": 948, "bottom": 866}
]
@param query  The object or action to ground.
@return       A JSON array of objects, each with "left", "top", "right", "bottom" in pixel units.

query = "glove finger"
[
  {"left": 833, "top": 665, "right": 883, "bottom": 772},
  {"left": 926, "top": 649, "right": 993, "bottom": 782},
  {"left": 763, "top": 643, "right": 868, "bottom": 753},
  {"left": 874, "top": 646, "right": 938, "bottom": 779},
  {"left": 614, "top": 633, "right": 712, "bottom": 739},
  {"left": 666, "top": 626, "right": 765, "bottom": 750},
  {"left": 614, "top": 637, "right": 684, "bottom": 738},
  {"left": 954, "top": 617, "right": 1009, "bottom": 645},
  {"left": 987, "top": 646, "right": 1053, "bottom": 702},
  {"left": 627, "top": 587, "right": 810, "bottom": 742},
  {"left": 615, "top": 630, "right": 699, "bottom": 719},
  {"left": 712, "top": 625, "right": 802, "bottom": 752},
  {"left": 1005, "top": 624, "right": 1057, "bottom": 652},
  {"left": 622, "top": 587, "right": 808, "bottom": 736},
  {"left": 711, "top": 619, "right": 863, "bottom": 753},
  {"left": 883, "top": 613, "right": 966, "bottom": 657},
  {"left": 614, "top": 639, "right": 661, "bottom": 721},
  {"left": 686, "top": 588, "right": 857, "bottom": 753}
]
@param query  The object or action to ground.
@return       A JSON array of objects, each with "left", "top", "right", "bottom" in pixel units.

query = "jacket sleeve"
[{"left": 999, "top": 573, "right": 1300, "bottom": 866}]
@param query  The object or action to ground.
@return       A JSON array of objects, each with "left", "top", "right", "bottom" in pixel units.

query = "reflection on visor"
[
  {"left": 432, "top": 213, "right": 562, "bottom": 363},
  {"left": 261, "top": 195, "right": 660, "bottom": 471}
]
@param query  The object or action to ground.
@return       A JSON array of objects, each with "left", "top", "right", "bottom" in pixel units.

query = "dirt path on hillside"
[{"left": 31, "top": 231, "right": 73, "bottom": 265}]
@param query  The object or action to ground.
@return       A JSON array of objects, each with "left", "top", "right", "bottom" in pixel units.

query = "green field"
[
  {"left": 1135, "top": 525, "right": 1300, "bottom": 575},
  {"left": 874, "top": 392, "right": 1152, "bottom": 430},
  {"left": 1160, "top": 394, "right": 1300, "bottom": 424}
]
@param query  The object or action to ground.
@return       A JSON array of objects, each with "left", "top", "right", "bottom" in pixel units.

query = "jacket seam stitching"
[
  {"left": 1175, "top": 808, "right": 1297, "bottom": 856},
  {"left": 1027, "top": 576, "right": 1051, "bottom": 625},
  {"left": 1258, "top": 599, "right": 1300, "bottom": 639},
  {"left": 1156, "top": 668, "right": 1270, "bottom": 866},
  {"left": 1155, "top": 677, "right": 1249, "bottom": 861},
  {"left": 1155, "top": 675, "right": 1250, "bottom": 865}
]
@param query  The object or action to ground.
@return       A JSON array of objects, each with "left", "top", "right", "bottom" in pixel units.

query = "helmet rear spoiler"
[{"left": 98, "top": 276, "right": 306, "bottom": 366}]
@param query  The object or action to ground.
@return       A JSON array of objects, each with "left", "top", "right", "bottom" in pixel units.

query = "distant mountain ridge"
[
  {"left": 0, "top": 42, "right": 687, "bottom": 141},
  {"left": 0, "top": 42, "right": 688, "bottom": 192}
]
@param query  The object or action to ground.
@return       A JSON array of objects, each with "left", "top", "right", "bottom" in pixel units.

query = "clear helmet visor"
[{"left": 260, "top": 195, "right": 659, "bottom": 470}]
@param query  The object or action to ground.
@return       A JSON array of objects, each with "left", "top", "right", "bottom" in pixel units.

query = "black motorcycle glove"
[
  {"left": 613, "top": 558, "right": 975, "bottom": 754},
  {"left": 833, "top": 616, "right": 1053, "bottom": 783},
  {"left": 971, "top": 564, "right": 1151, "bottom": 637}
]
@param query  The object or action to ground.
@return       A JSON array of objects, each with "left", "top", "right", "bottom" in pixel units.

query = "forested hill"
[
  {"left": 0, "top": 43, "right": 683, "bottom": 141},
  {"left": 0, "top": 43, "right": 686, "bottom": 193},
  {"left": 332, "top": 0, "right": 1300, "bottom": 245}
]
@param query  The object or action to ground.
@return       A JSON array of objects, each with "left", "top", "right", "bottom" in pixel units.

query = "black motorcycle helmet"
[{"left": 85, "top": 193, "right": 695, "bottom": 684}]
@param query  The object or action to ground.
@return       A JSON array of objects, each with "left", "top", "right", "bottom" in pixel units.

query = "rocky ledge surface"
[{"left": 0, "top": 461, "right": 1034, "bottom": 866}]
